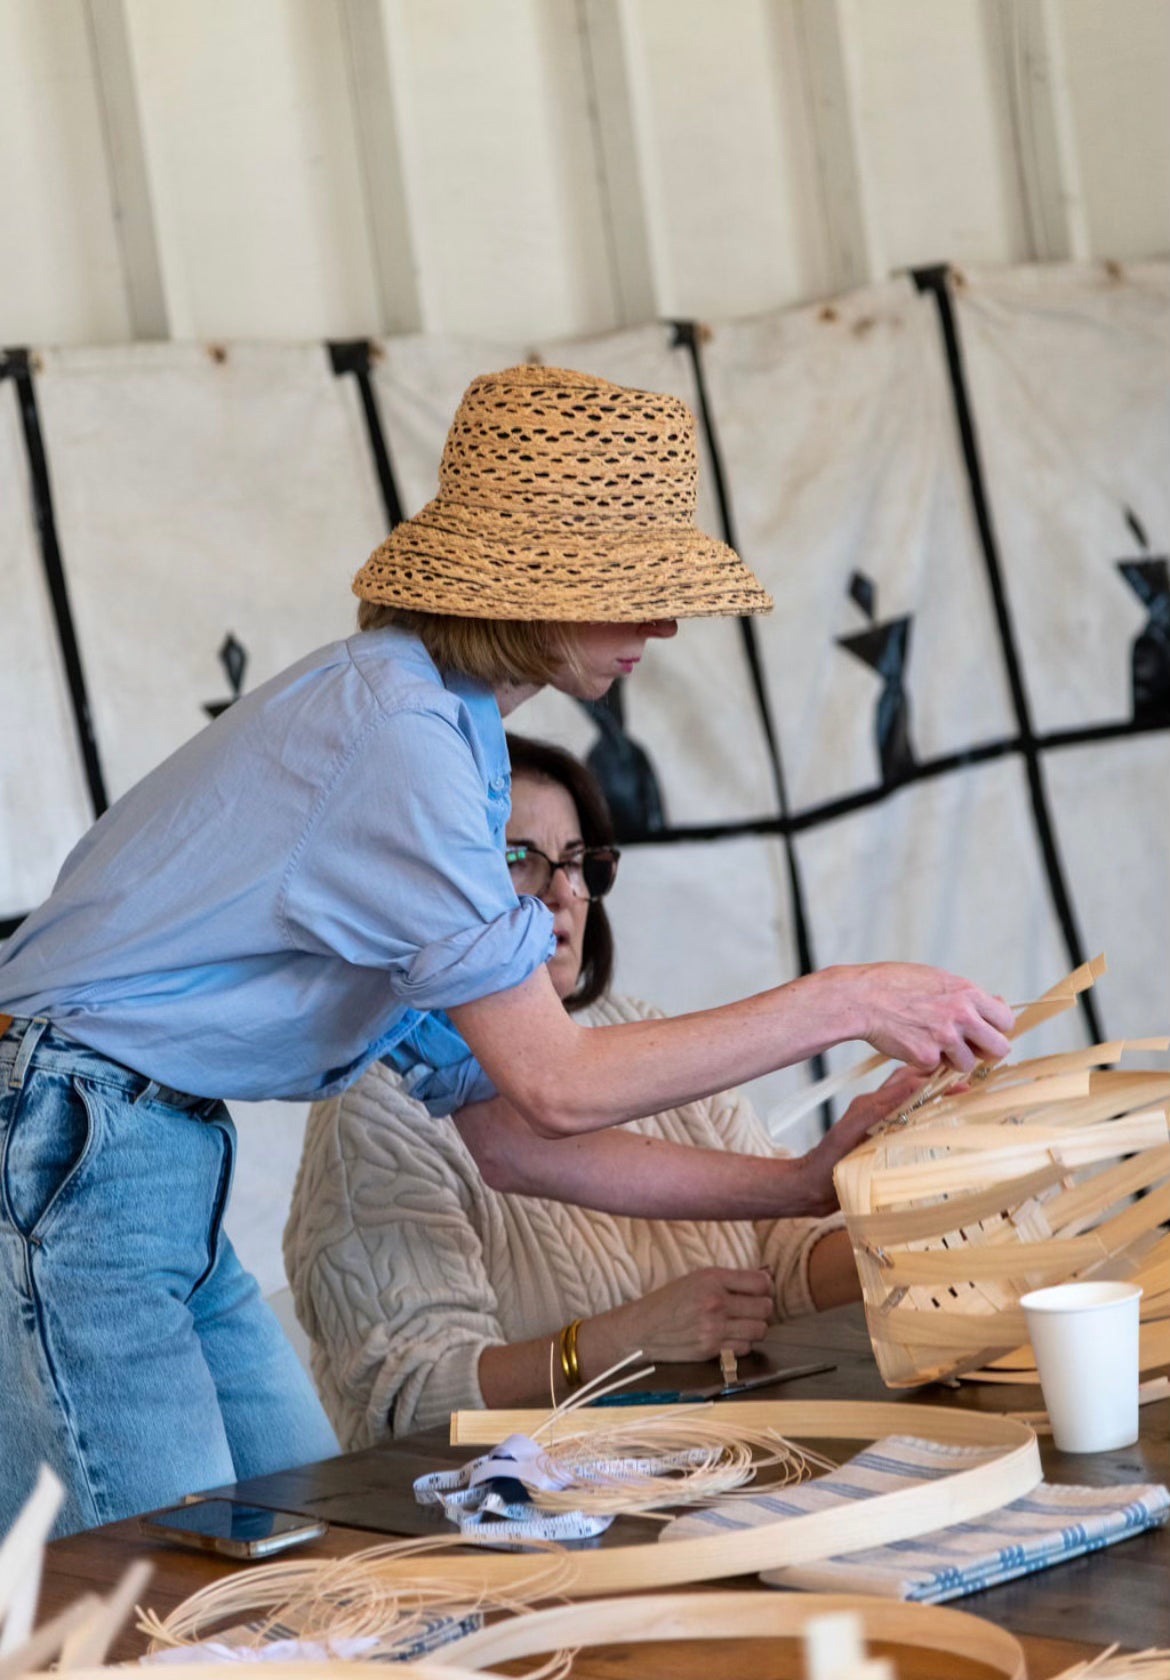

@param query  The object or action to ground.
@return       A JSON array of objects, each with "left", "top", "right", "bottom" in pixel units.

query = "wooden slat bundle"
[{"left": 834, "top": 958, "right": 1170, "bottom": 1387}]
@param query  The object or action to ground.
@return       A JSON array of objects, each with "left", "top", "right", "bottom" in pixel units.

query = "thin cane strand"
[
  {"left": 529, "top": 1412, "right": 837, "bottom": 1517},
  {"left": 140, "top": 1533, "right": 574, "bottom": 1662}
]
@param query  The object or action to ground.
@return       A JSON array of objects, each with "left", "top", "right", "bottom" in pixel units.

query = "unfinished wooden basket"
[{"left": 834, "top": 958, "right": 1170, "bottom": 1388}]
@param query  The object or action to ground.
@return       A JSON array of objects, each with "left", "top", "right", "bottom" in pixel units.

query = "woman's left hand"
[{"left": 795, "top": 1067, "right": 923, "bottom": 1216}]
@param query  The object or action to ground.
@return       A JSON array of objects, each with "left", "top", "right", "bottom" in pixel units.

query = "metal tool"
[{"left": 589, "top": 1359, "right": 835, "bottom": 1407}]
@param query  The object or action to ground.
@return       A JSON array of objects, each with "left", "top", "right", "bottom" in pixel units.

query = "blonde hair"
[{"left": 356, "top": 603, "right": 581, "bottom": 688}]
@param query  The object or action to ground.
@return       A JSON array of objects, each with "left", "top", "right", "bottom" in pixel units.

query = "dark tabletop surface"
[
  {"left": 40, "top": 1302, "right": 1169, "bottom": 1669},
  {"left": 200, "top": 1302, "right": 1170, "bottom": 1653}
]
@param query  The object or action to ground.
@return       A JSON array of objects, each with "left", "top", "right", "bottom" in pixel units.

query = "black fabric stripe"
[
  {"left": 594, "top": 710, "right": 1170, "bottom": 848},
  {"left": 911, "top": 268, "right": 1103, "bottom": 1043},
  {"left": 328, "top": 340, "right": 404, "bottom": 529},
  {"left": 672, "top": 322, "right": 819, "bottom": 974},
  {"left": 671, "top": 320, "right": 832, "bottom": 1121},
  {"left": 1041, "top": 716, "right": 1169, "bottom": 751},
  {"left": 2, "top": 348, "right": 109, "bottom": 819}
]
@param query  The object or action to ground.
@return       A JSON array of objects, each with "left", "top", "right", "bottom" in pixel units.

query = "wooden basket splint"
[{"left": 834, "top": 957, "right": 1170, "bottom": 1388}]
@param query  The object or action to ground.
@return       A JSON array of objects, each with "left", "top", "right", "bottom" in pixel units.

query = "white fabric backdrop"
[
  {"left": 3, "top": 260, "right": 1166, "bottom": 1294},
  {"left": 956, "top": 263, "right": 1170, "bottom": 733},
  {"left": 956, "top": 263, "right": 1170, "bottom": 1045},
  {"left": 32, "top": 342, "right": 384, "bottom": 800},
  {"left": 703, "top": 279, "right": 1019, "bottom": 809},
  {"left": 0, "top": 378, "right": 94, "bottom": 917}
]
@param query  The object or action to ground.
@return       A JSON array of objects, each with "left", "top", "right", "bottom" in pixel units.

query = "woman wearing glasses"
[
  {"left": 286, "top": 735, "right": 909, "bottom": 1442},
  {"left": 0, "top": 365, "right": 1011, "bottom": 1534}
]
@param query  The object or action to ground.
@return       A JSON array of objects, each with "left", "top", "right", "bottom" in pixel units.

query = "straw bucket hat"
[{"left": 352, "top": 364, "right": 772, "bottom": 621}]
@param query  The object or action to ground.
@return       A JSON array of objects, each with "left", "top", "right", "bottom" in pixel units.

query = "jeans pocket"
[
  {"left": 197, "top": 1109, "right": 236, "bottom": 1292},
  {"left": 1, "top": 1073, "right": 99, "bottom": 1241}
]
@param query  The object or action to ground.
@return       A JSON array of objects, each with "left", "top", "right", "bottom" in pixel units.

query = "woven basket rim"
[{"left": 353, "top": 500, "right": 773, "bottom": 621}]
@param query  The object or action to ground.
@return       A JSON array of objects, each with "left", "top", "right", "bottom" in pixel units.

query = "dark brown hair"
[{"left": 505, "top": 733, "right": 616, "bottom": 1012}]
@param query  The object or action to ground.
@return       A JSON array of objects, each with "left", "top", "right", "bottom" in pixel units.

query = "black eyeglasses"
[{"left": 505, "top": 843, "right": 620, "bottom": 902}]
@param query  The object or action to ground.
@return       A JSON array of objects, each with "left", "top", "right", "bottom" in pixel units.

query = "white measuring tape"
[
  {"left": 413, "top": 1433, "right": 614, "bottom": 1541},
  {"left": 414, "top": 1432, "right": 721, "bottom": 1543}
]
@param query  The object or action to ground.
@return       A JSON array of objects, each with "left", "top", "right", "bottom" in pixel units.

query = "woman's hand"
[
  {"left": 794, "top": 1066, "right": 924, "bottom": 1216},
  {"left": 846, "top": 963, "right": 1013, "bottom": 1072},
  {"left": 583, "top": 1267, "right": 775, "bottom": 1367},
  {"left": 478, "top": 1268, "right": 775, "bottom": 1406}
]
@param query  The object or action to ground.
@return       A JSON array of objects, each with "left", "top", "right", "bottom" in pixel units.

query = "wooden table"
[{"left": 40, "top": 1304, "right": 1169, "bottom": 1676}]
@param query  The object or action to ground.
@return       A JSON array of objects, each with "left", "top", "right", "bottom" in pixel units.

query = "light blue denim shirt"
[{"left": 0, "top": 629, "right": 553, "bottom": 1106}]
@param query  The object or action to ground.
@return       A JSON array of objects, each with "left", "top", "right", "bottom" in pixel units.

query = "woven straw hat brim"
[{"left": 353, "top": 502, "right": 773, "bottom": 621}]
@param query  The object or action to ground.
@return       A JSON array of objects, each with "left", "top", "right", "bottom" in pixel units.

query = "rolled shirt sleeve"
[
  {"left": 280, "top": 704, "right": 554, "bottom": 1009},
  {"left": 382, "top": 1009, "right": 496, "bottom": 1115}
]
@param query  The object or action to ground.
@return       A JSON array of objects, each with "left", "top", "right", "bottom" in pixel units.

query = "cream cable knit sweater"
[{"left": 284, "top": 993, "right": 841, "bottom": 1449}]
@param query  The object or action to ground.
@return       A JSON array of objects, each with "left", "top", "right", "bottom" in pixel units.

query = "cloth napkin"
[{"left": 659, "top": 1433, "right": 1169, "bottom": 1603}]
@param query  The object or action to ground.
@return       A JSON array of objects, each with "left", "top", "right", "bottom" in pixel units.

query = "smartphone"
[{"left": 138, "top": 1497, "right": 327, "bottom": 1559}]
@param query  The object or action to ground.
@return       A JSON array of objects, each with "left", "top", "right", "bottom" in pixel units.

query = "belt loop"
[
  {"left": 9, "top": 1018, "right": 50, "bottom": 1091},
  {"left": 134, "top": 1080, "right": 162, "bottom": 1107}
]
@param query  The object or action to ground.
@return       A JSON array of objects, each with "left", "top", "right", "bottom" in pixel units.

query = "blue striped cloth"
[{"left": 659, "top": 1434, "right": 1169, "bottom": 1603}]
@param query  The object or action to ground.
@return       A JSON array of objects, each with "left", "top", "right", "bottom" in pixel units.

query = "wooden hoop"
[
  {"left": 443, "top": 1591, "right": 1027, "bottom": 1680},
  {"left": 430, "top": 1401, "right": 1040, "bottom": 1597}
]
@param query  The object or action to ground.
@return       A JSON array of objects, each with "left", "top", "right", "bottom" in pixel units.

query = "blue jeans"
[{"left": 0, "top": 1019, "right": 339, "bottom": 1537}]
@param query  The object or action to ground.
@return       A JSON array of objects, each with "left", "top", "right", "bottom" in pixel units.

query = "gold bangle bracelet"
[{"left": 559, "top": 1318, "right": 584, "bottom": 1389}]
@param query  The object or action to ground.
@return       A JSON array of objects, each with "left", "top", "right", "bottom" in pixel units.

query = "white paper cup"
[{"left": 1020, "top": 1281, "right": 1143, "bottom": 1453}]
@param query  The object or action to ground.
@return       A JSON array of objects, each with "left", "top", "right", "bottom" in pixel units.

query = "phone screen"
[{"left": 147, "top": 1499, "right": 315, "bottom": 1542}]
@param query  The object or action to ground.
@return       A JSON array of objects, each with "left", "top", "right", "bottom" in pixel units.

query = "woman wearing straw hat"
[{"left": 0, "top": 365, "right": 1012, "bottom": 1537}]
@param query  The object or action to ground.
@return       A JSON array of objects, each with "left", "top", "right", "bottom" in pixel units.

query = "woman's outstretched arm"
[
  {"left": 453, "top": 1067, "right": 921, "bottom": 1221},
  {"left": 450, "top": 961, "right": 1010, "bottom": 1139}
]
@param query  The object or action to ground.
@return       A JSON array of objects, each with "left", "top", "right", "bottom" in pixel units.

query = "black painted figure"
[
  {"left": 581, "top": 684, "right": 667, "bottom": 840},
  {"left": 1118, "top": 557, "right": 1170, "bottom": 726},
  {"left": 838, "top": 571, "right": 916, "bottom": 785},
  {"left": 204, "top": 633, "right": 248, "bottom": 720}
]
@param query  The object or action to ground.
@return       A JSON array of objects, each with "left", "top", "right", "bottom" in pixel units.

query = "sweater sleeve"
[
  {"left": 282, "top": 1064, "right": 507, "bottom": 1446},
  {"left": 690, "top": 1079, "right": 845, "bottom": 1321}
]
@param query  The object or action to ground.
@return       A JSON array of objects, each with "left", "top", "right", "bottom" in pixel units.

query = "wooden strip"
[
  {"left": 878, "top": 1234, "right": 1106, "bottom": 1286},
  {"left": 843, "top": 1164, "right": 1066, "bottom": 1245},
  {"left": 444, "top": 1591, "right": 1027, "bottom": 1680},
  {"left": 874, "top": 1307, "right": 1029, "bottom": 1349},
  {"left": 883, "top": 1117, "right": 1130, "bottom": 1154},
  {"left": 769, "top": 1051, "right": 887, "bottom": 1137},
  {"left": 876, "top": 1184, "right": 1170, "bottom": 1285},
  {"left": 26, "top": 1666, "right": 477, "bottom": 1680},
  {"left": 1008, "top": 955, "right": 1106, "bottom": 1041},
  {"left": 450, "top": 1399, "right": 1029, "bottom": 1448},
  {"left": 428, "top": 1403, "right": 1041, "bottom": 1596},
  {"left": 0, "top": 1598, "right": 102, "bottom": 1680},
  {"left": 58, "top": 1562, "right": 152, "bottom": 1670},
  {"left": 981, "top": 1040, "right": 1169, "bottom": 1084},
  {"left": 1032, "top": 1147, "right": 1170, "bottom": 1234},
  {"left": 866, "top": 1114, "right": 1168, "bottom": 1205},
  {"left": 971, "top": 1316, "right": 1170, "bottom": 1382},
  {"left": 0, "top": 1466, "right": 64, "bottom": 1656},
  {"left": 929, "top": 1071, "right": 1090, "bottom": 1123}
]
